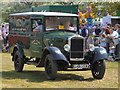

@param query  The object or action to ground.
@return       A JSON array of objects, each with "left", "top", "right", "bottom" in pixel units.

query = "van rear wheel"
[
  {"left": 44, "top": 54, "right": 58, "bottom": 80},
  {"left": 14, "top": 50, "right": 24, "bottom": 72}
]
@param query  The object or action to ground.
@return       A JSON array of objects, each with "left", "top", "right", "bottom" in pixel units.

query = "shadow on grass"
[{"left": 2, "top": 70, "right": 95, "bottom": 82}]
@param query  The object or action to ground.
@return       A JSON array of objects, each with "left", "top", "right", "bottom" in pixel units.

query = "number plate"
[{"left": 72, "top": 64, "right": 90, "bottom": 68}]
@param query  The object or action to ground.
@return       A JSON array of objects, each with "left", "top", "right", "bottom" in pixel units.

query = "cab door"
[{"left": 30, "top": 16, "right": 44, "bottom": 58}]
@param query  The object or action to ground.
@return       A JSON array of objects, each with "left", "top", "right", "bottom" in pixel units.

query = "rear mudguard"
[
  {"left": 39, "top": 47, "right": 69, "bottom": 67},
  {"left": 12, "top": 45, "right": 24, "bottom": 61},
  {"left": 85, "top": 46, "right": 108, "bottom": 63}
]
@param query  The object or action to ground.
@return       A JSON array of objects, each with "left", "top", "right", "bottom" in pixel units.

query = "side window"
[{"left": 31, "top": 19, "right": 43, "bottom": 32}]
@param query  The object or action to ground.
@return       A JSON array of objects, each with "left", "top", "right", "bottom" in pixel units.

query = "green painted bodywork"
[
  {"left": 43, "top": 31, "right": 78, "bottom": 59},
  {"left": 9, "top": 13, "right": 79, "bottom": 58},
  {"left": 44, "top": 31, "right": 76, "bottom": 38},
  {"left": 21, "top": 5, "right": 78, "bottom": 14},
  {"left": 44, "top": 31, "right": 76, "bottom": 50}
]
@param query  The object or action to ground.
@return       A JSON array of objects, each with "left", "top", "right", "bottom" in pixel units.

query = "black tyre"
[
  {"left": 14, "top": 50, "right": 24, "bottom": 72},
  {"left": 44, "top": 54, "right": 58, "bottom": 80},
  {"left": 91, "top": 60, "right": 105, "bottom": 79}
]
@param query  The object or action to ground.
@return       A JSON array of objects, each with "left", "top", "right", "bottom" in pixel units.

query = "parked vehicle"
[{"left": 9, "top": 12, "right": 107, "bottom": 80}]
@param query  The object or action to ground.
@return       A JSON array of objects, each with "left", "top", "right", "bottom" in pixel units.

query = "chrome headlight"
[
  {"left": 64, "top": 44, "right": 70, "bottom": 52},
  {"left": 89, "top": 44, "right": 95, "bottom": 51}
]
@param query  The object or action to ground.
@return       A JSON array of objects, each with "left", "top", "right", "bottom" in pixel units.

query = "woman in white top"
[
  {"left": 110, "top": 28, "right": 119, "bottom": 45},
  {"left": 109, "top": 28, "right": 119, "bottom": 57}
]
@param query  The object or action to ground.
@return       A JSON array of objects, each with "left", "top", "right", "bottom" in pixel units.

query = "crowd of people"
[
  {"left": 0, "top": 22, "right": 120, "bottom": 61},
  {"left": 79, "top": 23, "right": 120, "bottom": 61},
  {"left": 0, "top": 23, "right": 9, "bottom": 52}
]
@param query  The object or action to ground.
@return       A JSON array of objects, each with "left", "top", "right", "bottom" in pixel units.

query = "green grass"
[{"left": 1, "top": 53, "right": 119, "bottom": 88}]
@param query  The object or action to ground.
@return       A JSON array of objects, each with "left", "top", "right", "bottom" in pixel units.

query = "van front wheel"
[
  {"left": 44, "top": 54, "right": 58, "bottom": 80},
  {"left": 91, "top": 60, "right": 105, "bottom": 79}
]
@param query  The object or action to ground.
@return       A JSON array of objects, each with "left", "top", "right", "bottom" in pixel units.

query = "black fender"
[
  {"left": 93, "top": 47, "right": 108, "bottom": 62},
  {"left": 39, "top": 47, "right": 69, "bottom": 67},
  {"left": 85, "top": 46, "right": 108, "bottom": 63},
  {"left": 12, "top": 45, "right": 24, "bottom": 61}
]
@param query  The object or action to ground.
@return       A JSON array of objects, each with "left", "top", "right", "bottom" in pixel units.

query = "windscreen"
[{"left": 46, "top": 16, "right": 78, "bottom": 32}]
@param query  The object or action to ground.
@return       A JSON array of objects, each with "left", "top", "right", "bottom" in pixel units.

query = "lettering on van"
[
  {"left": 12, "top": 28, "right": 27, "bottom": 31},
  {"left": 16, "top": 19, "right": 22, "bottom": 27},
  {"left": 13, "top": 16, "right": 31, "bottom": 31}
]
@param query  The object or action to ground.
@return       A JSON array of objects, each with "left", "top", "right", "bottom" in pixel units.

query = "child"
[
  {"left": 108, "top": 36, "right": 115, "bottom": 57},
  {"left": 99, "top": 34, "right": 106, "bottom": 49},
  {"left": 109, "top": 45, "right": 115, "bottom": 57}
]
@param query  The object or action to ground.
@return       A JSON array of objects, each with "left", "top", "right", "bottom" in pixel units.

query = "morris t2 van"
[{"left": 9, "top": 12, "right": 107, "bottom": 80}]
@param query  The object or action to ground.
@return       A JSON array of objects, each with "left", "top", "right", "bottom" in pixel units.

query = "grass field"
[{"left": 1, "top": 53, "right": 119, "bottom": 88}]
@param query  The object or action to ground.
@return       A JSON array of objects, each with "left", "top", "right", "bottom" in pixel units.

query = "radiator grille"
[{"left": 70, "top": 38, "right": 84, "bottom": 58}]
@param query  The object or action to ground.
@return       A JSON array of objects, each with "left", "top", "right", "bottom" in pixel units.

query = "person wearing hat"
[{"left": 33, "top": 20, "right": 42, "bottom": 32}]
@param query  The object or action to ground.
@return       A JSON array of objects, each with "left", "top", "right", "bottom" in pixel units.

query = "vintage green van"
[{"left": 9, "top": 12, "right": 107, "bottom": 80}]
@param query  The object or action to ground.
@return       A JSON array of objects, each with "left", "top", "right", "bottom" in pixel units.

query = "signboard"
[
  {"left": 102, "top": 15, "right": 112, "bottom": 27},
  {"left": 59, "top": 25, "right": 64, "bottom": 29}
]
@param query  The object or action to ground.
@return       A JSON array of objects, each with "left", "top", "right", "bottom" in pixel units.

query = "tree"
[{"left": 1, "top": 2, "right": 120, "bottom": 23}]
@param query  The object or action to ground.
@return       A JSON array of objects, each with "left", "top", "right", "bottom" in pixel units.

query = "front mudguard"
[
  {"left": 40, "top": 47, "right": 69, "bottom": 67},
  {"left": 84, "top": 46, "right": 108, "bottom": 63}
]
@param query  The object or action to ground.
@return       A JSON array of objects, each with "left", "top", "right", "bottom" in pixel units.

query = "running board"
[{"left": 26, "top": 61, "right": 38, "bottom": 66}]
